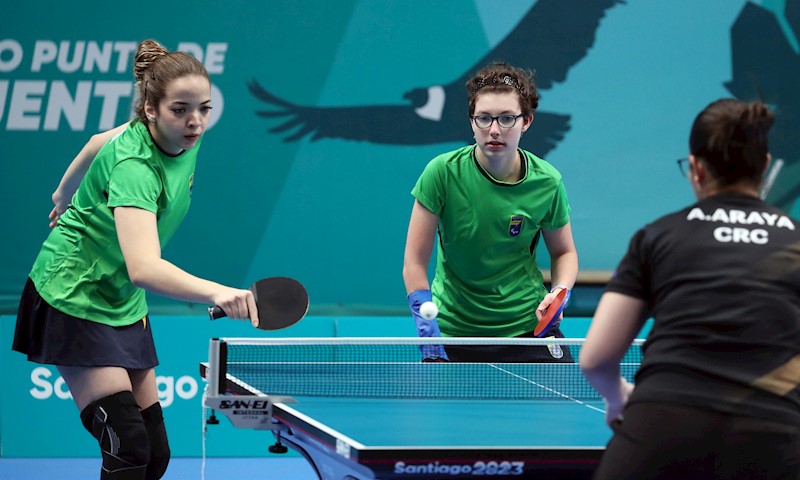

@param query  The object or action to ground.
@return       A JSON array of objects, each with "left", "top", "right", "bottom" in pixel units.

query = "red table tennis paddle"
[
  {"left": 209, "top": 276, "right": 309, "bottom": 330},
  {"left": 533, "top": 288, "right": 570, "bottom": 338}
]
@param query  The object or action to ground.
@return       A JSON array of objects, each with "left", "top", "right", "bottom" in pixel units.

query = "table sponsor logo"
[
  {"left": 218, "top": 399, "right": 272, "bottom": 410},
  {"left": 394, "top": 460, "right": 525, "bottom": 476},
  {"left": 230, "top": 411, "right": 270, "bottom": 418}
]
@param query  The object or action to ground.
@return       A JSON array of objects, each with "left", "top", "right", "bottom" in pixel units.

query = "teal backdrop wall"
[{"left": 1, "top": 0, "right": 797, "bottom": 458}]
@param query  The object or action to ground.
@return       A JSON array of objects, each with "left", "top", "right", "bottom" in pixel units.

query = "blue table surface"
[
  {"left": 222, "top": 357, "right": 626, "bottom": 452},
  {"left": 273, "top": 397, "right": 612, "bottom": 448}
]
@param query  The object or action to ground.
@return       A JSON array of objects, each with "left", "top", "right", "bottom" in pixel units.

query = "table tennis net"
[{"left": 211, "top": 337, "right": 643, "bottom": 401}]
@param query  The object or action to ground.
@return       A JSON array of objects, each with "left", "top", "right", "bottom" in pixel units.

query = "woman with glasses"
[
  {"left": 402, "top": 61, "right": 578, "bottom": 362},
  {"left": 581, "top": 98, "right": 800, "bottom": 479}
]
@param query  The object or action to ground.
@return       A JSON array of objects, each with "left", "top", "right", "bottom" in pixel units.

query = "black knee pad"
[
  {"left": 80, "top": 391, "right": 150, "bottom": 479},
  {"left": 140, "top": 402, "right": 170, "bottom": 480}
]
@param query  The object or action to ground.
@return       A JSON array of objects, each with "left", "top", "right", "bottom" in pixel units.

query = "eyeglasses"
[
  {"left": 471, "top": 114, "right": 524, "bottom": 129},
  {"left": 676, "top": 157, "right": 690, "bottom": 177}
]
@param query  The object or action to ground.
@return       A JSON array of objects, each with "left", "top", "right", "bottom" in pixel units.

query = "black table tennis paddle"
[{"left": 208, "top": 276, "right": 309, "bottom": 330}]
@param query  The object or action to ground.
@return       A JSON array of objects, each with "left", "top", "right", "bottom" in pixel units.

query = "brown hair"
[
  {"left": 689, "top": 98, "right": 774, "bottom": 187},
  {"left": 465, "top": 62, "right": 539, "bottom": 117},
  {"left": 132, "top": 39, "right": 209, "bottom": 123}
]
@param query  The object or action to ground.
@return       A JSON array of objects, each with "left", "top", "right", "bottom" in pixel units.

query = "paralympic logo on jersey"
[{"left": 508, "top": 215, "right": 524, "bottom": 237}]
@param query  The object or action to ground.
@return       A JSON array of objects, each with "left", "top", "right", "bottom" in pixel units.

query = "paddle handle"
[{"left": 208, "top": 306, "right": 225, "bottom": 320}]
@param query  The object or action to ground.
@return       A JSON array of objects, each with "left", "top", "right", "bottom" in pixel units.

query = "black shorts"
[
  {"left": 593, "top": 401, "right": 800, "bottom": 480},
  {"left": 443, "top": 327, "right": 575, "bottom": 363},
  {"left": 12, "top": 277, "right": 159, "bottom": 369}
]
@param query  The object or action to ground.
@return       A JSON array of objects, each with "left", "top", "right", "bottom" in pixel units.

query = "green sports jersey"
[
  {"left": 411, "top": 145, "right": 570, "bottom": 337},
  {"left": 30, "top": 120, "right": 199, "bottom": 327}
]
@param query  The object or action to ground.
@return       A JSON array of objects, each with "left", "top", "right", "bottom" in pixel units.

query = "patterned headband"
[{"left": 471, "top": 74, "right": 524, "bottom": 95}]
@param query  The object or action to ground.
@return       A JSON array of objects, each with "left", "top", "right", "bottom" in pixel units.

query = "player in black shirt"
[{"left": 581, "top": 98, "right": 800, "bottom": 479}]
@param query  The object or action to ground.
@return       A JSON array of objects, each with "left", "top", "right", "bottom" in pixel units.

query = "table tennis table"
[{"left": 201, "top": 337, "right": 642, "bottom": 479}]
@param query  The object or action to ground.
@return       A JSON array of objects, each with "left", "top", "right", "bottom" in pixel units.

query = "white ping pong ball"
[{"left": 419, "top": 301, "right": 438, "bottom": 320}]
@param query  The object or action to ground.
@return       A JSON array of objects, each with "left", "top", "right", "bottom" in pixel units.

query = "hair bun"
[{"left": 133, "top": 39, "right": 168, "bottom": 83}]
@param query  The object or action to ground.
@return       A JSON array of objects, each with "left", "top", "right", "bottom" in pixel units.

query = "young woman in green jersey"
[
  {"left": 403, "top": 62, "right": 579, "bottom": 362},
  {"left": 13, "top": 40, "right": 257, "bottom": 480}
]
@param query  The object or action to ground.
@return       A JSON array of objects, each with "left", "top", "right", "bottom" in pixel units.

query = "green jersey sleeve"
[
  {"left": 107, "top": 159, "right": 161, "bottom": 213},
  {"left": 541, "top": 179, "right": 571, "bottom": 230},
  {"left": 411, "top": 155, "right": 447, "bottom": 216}
]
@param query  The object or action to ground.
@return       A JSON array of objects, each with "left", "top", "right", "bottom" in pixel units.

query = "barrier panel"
[{"left": 0, "top": 313, "right": 615, "bottom": 457}]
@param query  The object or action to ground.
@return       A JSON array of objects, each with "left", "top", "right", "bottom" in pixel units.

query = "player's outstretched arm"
[
  {"left": 402, "top": 200, "right": 437, "bottom": 293},
  {"left": 580, "top": 292, "right": 647, "bottom": 425},
  {"left": 402, "top": 200, "right": 448, "bottom": 360},
  {"left": 49, "top": 123, "right": 130, "bottom": 227},
  {"left": 114, "top": 206, "right": 259, "bottom": 327},
  {"left": 539, "top": 222, "right": 578, "bottom": 315}
]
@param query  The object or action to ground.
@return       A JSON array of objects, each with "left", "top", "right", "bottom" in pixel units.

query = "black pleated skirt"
[{"left": 12, "top": 277, "right": 159, "bottom": 369}]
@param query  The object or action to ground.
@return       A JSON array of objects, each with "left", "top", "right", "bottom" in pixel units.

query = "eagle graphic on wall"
[
  {"left": 726, "top": 0, "right": 800, "bottom": 212},
  {"left": 248, "top": 0, "right": 624, "bottom": 158}
]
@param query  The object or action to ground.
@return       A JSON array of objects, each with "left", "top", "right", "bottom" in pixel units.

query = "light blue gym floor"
[{"left": 0, "top": 457, "right": 317, "bottom": 479}]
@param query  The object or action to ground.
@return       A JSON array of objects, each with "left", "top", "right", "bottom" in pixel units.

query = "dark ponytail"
[{"left": 689, "top": 98, "right": 774, "bottom": 186}]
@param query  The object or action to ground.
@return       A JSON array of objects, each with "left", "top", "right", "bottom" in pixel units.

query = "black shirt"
[{"left": 607, "top": 192, "right": 800, "bottom": 422}]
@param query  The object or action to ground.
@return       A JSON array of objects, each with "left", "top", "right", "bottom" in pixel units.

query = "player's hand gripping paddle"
[
  {"left": 209, "top": 276, "right": 309, "bottom": 330},
  {"left": 533, "top": 288, "right": 570, "bottom": 338}
]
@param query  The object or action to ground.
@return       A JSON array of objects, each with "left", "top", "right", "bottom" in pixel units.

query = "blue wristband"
[
  {"left": 407, "top": 289, "right": 448, "bottom": 360},
  {"left": 408, "top": 290, "right": 440, "bottom": 337}
]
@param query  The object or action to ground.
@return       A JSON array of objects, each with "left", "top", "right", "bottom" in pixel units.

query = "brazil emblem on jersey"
[{"left": 509, "top": 215, "right": 524, "bottom": 237}]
